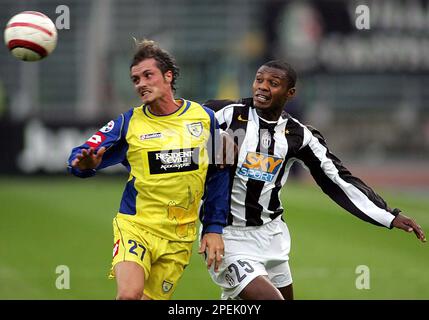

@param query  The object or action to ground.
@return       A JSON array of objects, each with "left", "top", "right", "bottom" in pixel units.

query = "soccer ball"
[{"left": 4, "top": 11, "right": 57, "bottom": 61}]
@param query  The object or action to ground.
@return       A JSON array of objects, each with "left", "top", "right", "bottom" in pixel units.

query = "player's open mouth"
[
  {"left": 140, "top": 90, "right": 151, "bottom": 98},
  {"left": 254, "top": 94, "right": 271, "bottom": 103}
]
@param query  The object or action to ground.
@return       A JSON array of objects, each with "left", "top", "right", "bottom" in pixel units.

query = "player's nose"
[
  {"left": 257, "top": 80, "right": 269, "bottom": 91},
  {"left": 135, "top": 80, "right": 147, "bottom": 91}
]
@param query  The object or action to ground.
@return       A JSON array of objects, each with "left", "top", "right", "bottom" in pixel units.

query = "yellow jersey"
[{"left": 68, "top": 99, "right": 229, "bottom": 242}]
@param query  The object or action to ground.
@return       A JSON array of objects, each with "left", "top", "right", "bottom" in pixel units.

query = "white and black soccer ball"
[{"left": 4, "top": 11, "right": 58, "bottom": 61}]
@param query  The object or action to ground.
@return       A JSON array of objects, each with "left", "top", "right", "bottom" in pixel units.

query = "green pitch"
[{"left": 0, "top": 176, "right": 427, "bottom": 299}]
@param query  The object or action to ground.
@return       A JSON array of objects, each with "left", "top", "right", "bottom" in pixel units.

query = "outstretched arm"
[
  {"left": 297, "top": 125, "right": 426, "bottom": 243},
  {"left": 68, "top": 111, "right": 132, "bottom": 178}
]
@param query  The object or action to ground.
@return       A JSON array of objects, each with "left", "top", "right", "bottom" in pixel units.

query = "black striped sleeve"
[{"left": 296, "top": 124, "right": 397, "bottom": 228}]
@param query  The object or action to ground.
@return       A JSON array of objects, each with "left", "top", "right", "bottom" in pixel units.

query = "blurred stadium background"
[{"left": 0, "top": 0, "right": 428, "bottom": 299}]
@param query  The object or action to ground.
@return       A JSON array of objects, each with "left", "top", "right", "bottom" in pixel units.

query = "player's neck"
[
  {"left": 256, "top": 107, "right": 283, "bottom": 122},
  {"left": 148, "top": 96, "right": 181, "bottom": 116}
]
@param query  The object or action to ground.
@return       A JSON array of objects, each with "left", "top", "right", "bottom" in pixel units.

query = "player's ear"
[
  {"left": 164, "top": 70, "right": 173, "bottom": 84},
  {"left": 287, "top": 87, "right": 296, "bottom": 98}
]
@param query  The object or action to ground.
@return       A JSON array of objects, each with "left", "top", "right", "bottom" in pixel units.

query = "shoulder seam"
[{"left": 219, "top": 103, "right": 246, "bottom": 126}]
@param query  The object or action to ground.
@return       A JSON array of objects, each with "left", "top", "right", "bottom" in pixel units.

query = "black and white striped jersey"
[{"left": 204, "top": 98, "right": 399, "bottom": 228}]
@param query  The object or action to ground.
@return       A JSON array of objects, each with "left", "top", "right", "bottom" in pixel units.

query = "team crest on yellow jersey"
[{"left": 186, "top": 122, "right": 203, "bottom": 137}]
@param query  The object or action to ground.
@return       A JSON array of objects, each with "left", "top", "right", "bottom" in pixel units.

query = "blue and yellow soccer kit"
[{"left": 68, "top": 99, "right": 229, "bottom": 299}]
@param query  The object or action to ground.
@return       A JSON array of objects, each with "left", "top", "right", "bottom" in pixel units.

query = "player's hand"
[
  {"left": 216, "top": 131, "right": 238, "bottom": 169},
  {"left": 392, "top": 213, "right": 426, "bottom": 243},
  {"left": 199, "top": 233, "right": 224, "bottom": 272},
  {"left": 71, "top": 147, "right": 106, "bottom": 170}
]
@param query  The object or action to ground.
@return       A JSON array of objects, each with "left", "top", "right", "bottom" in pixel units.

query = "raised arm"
[{"left": 68, "top": 110, "right": 132, "bottom": 178}]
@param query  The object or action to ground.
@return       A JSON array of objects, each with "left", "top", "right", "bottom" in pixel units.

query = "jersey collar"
[
  {"left": 142, "top": 98, "right": 190, "bottom": 120},
  {"left": 245, "top": 97, "right": 289, "bottom": 125}
]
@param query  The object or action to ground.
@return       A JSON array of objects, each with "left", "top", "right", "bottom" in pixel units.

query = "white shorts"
[{"left": 204, "top": 216, "right": 293, "bottom": 299}]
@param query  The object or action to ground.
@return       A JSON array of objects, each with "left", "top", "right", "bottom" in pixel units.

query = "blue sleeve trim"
[
  {"left": 67, "top": 166, "right": 96, "bottom": 178},
  {"left": 203, "top": 224, "right": 224, "bottom": 234},
  {"left": 202, "top": 106, "right": 221, "bottom": 165},
  {"left": 202, "top": 106, "right": 218, "bottom": 137}
]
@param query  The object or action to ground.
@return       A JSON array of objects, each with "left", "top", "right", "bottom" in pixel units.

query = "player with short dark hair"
[
  {"left": 203, "top": 60, "right": 426, "bottom": 300},
  {"left": 68, "top": 39, "right": 229, "bottom": 300}
]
